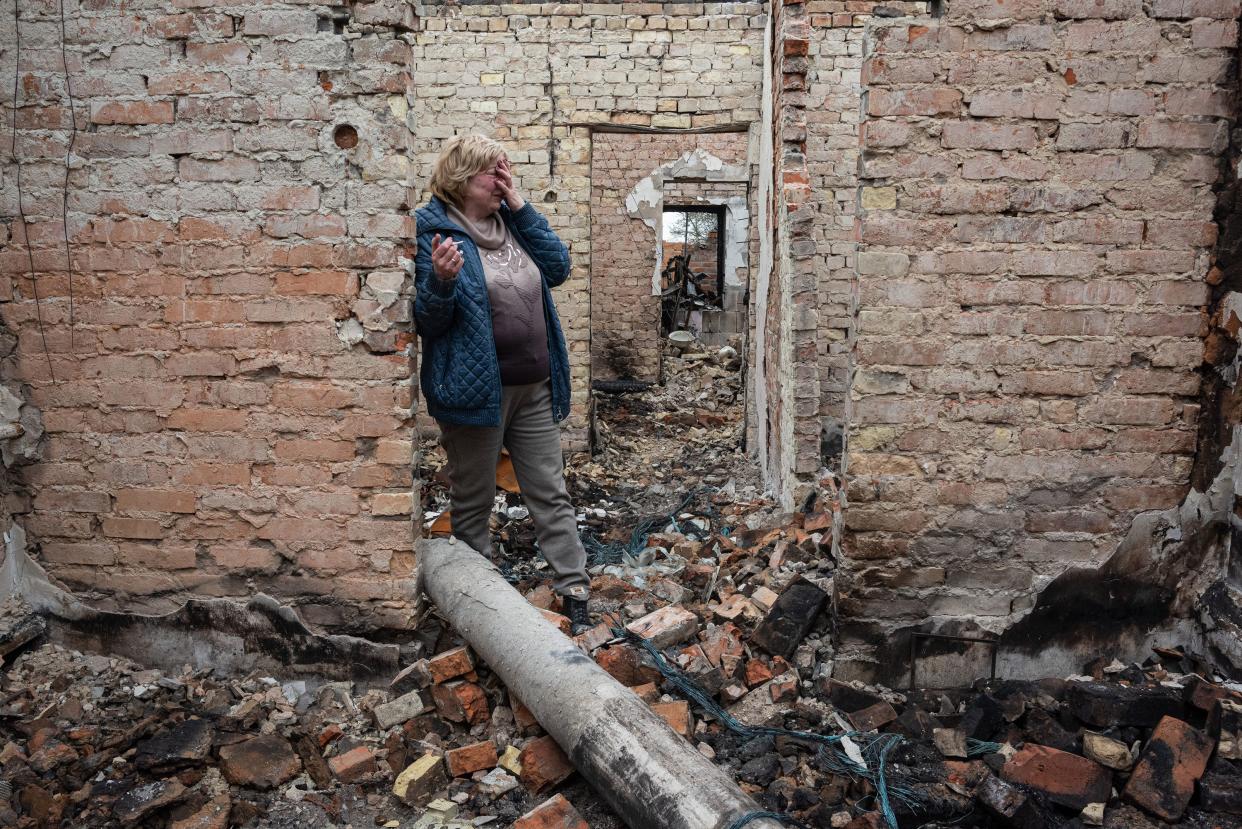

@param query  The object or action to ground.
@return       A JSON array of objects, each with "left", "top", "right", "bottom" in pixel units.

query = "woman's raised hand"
[
  {"left": 431, "top": 233, "right": 464, "bottom": 281},
  {"left": 496, "top": 157, "right": 526, "bottom": 212}
]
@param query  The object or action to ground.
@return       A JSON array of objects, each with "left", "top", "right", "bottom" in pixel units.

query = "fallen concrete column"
[{"left": 418, "top": 537, "right": 783, "bottom": 829}]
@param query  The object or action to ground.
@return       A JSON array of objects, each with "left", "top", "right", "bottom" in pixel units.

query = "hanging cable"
[
  {"left": 9, "top": 0, "right": 56, "bottom": 382},
  {"left": 58, "top": 0, "right": 76, "bottom": 348}
]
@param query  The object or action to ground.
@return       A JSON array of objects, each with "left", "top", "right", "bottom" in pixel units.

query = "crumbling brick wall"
[
  {"left": 2, "top": 0, "right": 418, "bottom": 631},
  {"left": 834, "top": 0, "right": 1239, "bottom": 681}
]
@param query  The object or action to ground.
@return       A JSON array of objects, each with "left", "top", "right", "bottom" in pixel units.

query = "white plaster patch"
[{"left": 622, "top": 149, "right": 752, "bottom": 296}]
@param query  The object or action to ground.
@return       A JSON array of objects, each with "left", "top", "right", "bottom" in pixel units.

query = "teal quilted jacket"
[{"left": 412, "top": 196, "right": 572, "bottom": 427}]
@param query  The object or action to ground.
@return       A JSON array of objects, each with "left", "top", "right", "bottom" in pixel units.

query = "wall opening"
[{"left": 661, "top": 205, "right": 726, "bottom": 338}]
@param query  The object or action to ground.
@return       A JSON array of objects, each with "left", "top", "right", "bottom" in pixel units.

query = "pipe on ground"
[{"left": 418, "top": 537, "right": 783, "bottom": 829}]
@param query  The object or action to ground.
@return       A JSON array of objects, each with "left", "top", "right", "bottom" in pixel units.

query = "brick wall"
[
  {"left": 2, "top": 0, "right": 418, "bottom": 631},
  {"left": 407, "top": 1, "right": 766, "bottom": 437},
  {"left": 835, "top": 0, "right": 1238, "bottom": 679}
]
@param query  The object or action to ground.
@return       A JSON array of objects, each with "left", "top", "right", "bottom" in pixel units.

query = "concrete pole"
[{"left": 418, "top": 537, "right": 783, "bottom": 829}]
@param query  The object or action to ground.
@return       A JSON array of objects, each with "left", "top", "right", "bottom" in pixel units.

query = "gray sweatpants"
[{"left": 436, "top": 380, "right": 590, "bottom": 599}]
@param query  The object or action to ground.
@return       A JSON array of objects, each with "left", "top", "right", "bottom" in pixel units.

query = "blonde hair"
[{"left": 429, "top": 134, "right": 505, "bottom": 207}]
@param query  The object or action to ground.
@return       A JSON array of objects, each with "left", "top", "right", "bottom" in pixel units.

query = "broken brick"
[
  {"left": 218, "top": 735, "right": 302, "bottom": 789},
  {"left": 573, "top": 623, "right": 613, "bottom": 652},
  {"left": 626, "top": 605, "right": 699, "bottom": 650},
  {"left": 318, "top": 724, "right": 344, "bottom": 748},
  {"left": 169, "top": 794, "right": 231, "bottom": 829},
  {"left": 1067, "top": 681, "right": 1185, "bottom": 729},
  {"left": 630, "top": 682, "right": 660, "bottom": 703},
  {"left": 512, "top": 695, "right": 541, "bottom": 732},
  {"left": 445, "top": 741, "right": 498, "bottom": 776},
  {"left": 391, "top": 660, "right": 433, "bottom": 694},
  {"left": 1001, "top": 743, "right": 1112, "bottom": 810},
  {"left": 393, "top": 753, "right": 447, "bottom": 807},
  {"left": 512, "top": 793, "right": 589, "bottom": 829},
  {"left": 114, "top": 779, "right": 187, "bottom": 825},
  {"left": 745, "top": 659, "right": 774, "bottom": 687},
  {"left": 749, "top": 578, "right": 828, "bottom": 658},
  {"left": 594, "top": 644, "right": 661, "bottom": 687},
  {"left": 519, "top": 735, "right": 575, "bottom": 794},
  {"left": 428, "top": 646, "right": 475, "bottom": 684},
  {"left": 821, "top": 679, "right": 884, "bottom": 713},
  {"left": 712, "top": 593, "right": 757, "bottom": 624},
  {"left": 1123, "top": 715, "right": 1214, "bottom": 821},
  {"left": 540, "top": 608, "right": 573, "bottom": 636},
  {"left": 373, "top": 689, "right": 427, "bottom": 729},
  {"left": 699, "top": 623, "right": 745, "bottom": 667},
  {"left": 328, "top": 746, "right": 377, "bottom": 782},
  {"left": 431, "top": 680, "right": 489, "bottom": 725},
  {"left": 848, "top": 701, "right": 898, "bottom": 733},
  {"left": 651, "top": 700, "right": 692, "bottom": 737},
  {"left": 769, "top": 672, "right": 799, "bottom": 704}
]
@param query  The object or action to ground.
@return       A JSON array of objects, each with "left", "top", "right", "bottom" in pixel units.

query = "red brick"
[
  {"left": 166, "top": 352, "right": 235, "bottom": 377},
  {"left": 274, "top": 270, "right": 357, "bottom": 296},
  {"left": 445, "top": 741, "right": 498, "bottom": 777},
  {"left": 117, "top": 544, "right": 194, "bottom": 571},
  {"left": 512, "top": 794, "right": 589, "bottom": 829},
  {"left": 867, "top": 88, "right": 962, "bottom": 116},
  {"left": 594, "top": 644, "right": 662, "bottom": 687},
  {"left": 274, "top": 439, "right": 354, "bottom": 462},
  {"left": 1123, "top": 716, "right": 1214, "bottom": 820},
  {"left": 34, "top": 490, "right": 111, "bottom": 513},
  {"left": 969, "top": 91, "right": 1060, "bottom": 119},
  {"left": 518, "top": 736, "right": 575, "bottom": 795},
  {"left": 102, "top": 517, "right": 165, "bottom": 540},
  {"left": 431, "top": 681, "right": 489, "bottom": 725},
  {"left": 941, "top": 122, "right": 1038, "bottom": 150},
  {"left": 1001, "top": 744, "right": 1112, "bottom": 810},
  {"left": 166, "top": 408, "right": 248, "bottom": 432},
  {"left": 428, "top": 646, "right": 475, "bottom": 684},
  {"left": 114, "top": 489, "right": 197, "bottom": 514},
  {"left": 745, "top": 659, "right": 775, "bottom": 687},
  {"left": 90, "top": 101, "right": 174, "bottom": 125},
  {"left": 41, "top": 542, "right": 116, "bottom": 566},
  {"left": 650, "top": 700, "right": 692, "bottom": 737},
  {"left": 328, "top": 746, "right": 377, "bottom": 783}
]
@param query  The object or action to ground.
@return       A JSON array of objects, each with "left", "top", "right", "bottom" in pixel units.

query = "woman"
[{"left": 413, "top": 134, "right": 592, "bottom": 634}]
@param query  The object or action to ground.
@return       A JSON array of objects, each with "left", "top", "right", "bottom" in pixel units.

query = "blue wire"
[{"left": 621, "top": 628, "right": 912, "bottom": 829}]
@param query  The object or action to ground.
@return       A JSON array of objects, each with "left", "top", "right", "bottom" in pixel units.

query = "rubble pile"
[
  {"left": 2, "top": 345, "right": 1239, "bottom": 828},
  {"left": 0, "top": 633, "right": 624, "bottom": 829}
]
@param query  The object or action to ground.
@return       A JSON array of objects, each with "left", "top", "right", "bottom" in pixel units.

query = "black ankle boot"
[{"left": 563, "top": 597, "right": 591, "bottom": 636}]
